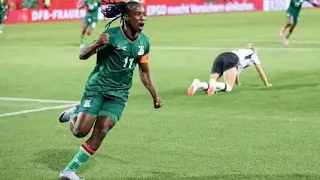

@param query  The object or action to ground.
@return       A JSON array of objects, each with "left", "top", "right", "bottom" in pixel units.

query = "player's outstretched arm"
[
  {"left": 254, "top": 64, "right": 272, "bottom": 87},
  {"left": 79, "top": 34, "right": 109, "bottom": 60},
  {"left": 306, "top": 0, "right": 320, "bottom": 7},
  {"left": 76, "top": 0, "right": 85, "bottom": 9},
  {"left": 235, "top": 74, "right": 241, "bottom": 85},
  {"left": 139, "top": 58, "right": 162, "bottom": 109}
]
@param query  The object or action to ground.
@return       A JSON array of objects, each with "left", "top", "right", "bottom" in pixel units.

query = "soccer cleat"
[
  {"left": 187, "top": 78, "right": 200, "bottom": 96},
  {"left": 283, "top": 38, "right": 289, "bottom": 46},
  {"left": 207, "top": 86, "right": 216, "bottom": 96},
  {"left": 60, "top": 170, "right": 85, "bottom": 180},
  {"left": 59, "top": 104, "right": 79, "bottom": 123},
  {"left": 0, "top": 30, "right": 3, "bottom": 34}
]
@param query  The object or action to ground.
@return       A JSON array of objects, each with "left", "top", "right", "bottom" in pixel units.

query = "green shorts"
[
  {"left": 79, "top": 92, "right": 127, "bottom": 123},
  {"left": 0, "top": 12, "right": 5, "bottom": 23},
  {"left": 84, "top": 15, "right": 98, "bottom": 29},
  {"left": 286, "top": 11, "right": 299, "bottom": 24}
]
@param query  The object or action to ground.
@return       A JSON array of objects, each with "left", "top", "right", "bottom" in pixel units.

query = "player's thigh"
[
  {"left": 83, "top": 16, "right": 91, "bottom": 28},
  {"left": 211, "top": 54, "right": 225, "bottom": 80},
  {"left": 223, "top": 67, "right": 237, "bottom": 88},
  {"left": 286, "top": 13, "right": 294, "bottom": 24},
  {"left": 219, "top": 52, "right": 238, "bottom": 86},
  {"left": 0, "top": 13, "right": 4, "bottom": 23},
  {"left": 293, "top": 15, "right": 299, "bottom": 26},
  {"left": 98, "top": 96, "right": 126, "bottom": 124},
  {"left": 88, "top": 18, "right": 97, "bottom": 30},
  {"left": 74, "top": 112, "right": 96, "bottom": 135},
  {"left": 76, "top": 92, "right": 104, "bottom": 131}
]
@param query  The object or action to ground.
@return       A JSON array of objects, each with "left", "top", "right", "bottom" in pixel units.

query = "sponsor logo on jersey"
[{"left": 116, "top": 46, "right": 127, "bottom": 51}]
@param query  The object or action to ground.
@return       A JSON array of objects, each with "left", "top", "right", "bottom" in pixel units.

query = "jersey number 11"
[{"left": 123, "top": 57, "right": 134, "bottom": 69}]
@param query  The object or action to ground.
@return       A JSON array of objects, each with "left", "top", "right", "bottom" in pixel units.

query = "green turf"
[
  {"left": 0, "top": 101, "right": 72, "bottom": 114},
  {"left": 1, "top": 9, "right": 320, "bottom": 180}
]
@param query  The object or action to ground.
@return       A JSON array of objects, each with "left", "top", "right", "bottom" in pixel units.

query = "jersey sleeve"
[
  {"left": 251, "top": 53, "right": 261, "bottom": 65},
  {"left": 139, "top": 37, "right": 150, "bottom": 64}
]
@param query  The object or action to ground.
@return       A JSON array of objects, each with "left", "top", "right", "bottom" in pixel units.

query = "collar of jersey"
[{"left": 120, "top": 26, "right": 140, "bottom": 43}]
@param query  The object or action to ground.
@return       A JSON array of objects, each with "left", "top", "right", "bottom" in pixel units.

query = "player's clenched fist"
[
  {"left": 154, "top": 97, "right": 162, "bottom": 109},
  {"left": 97, "top": 34, "right": 109, "bottom": 45}
]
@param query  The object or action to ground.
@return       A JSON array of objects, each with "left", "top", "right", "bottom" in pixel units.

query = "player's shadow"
[
  {"left": 33, "top": 148, "right": 96, "bottom": 173},
  {"left": 99, "top": 154, "right": 131, "bottom": 165},
  {"left": 116, "top": 174, "right": 320, "bottom": 180}
]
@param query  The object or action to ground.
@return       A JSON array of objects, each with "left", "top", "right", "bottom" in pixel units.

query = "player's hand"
[
  {"left": 153, "top": 97, "right": 162, "bottom": 109},
  {"left": 96, "top": 34, "right": 109, "bottom": 46}
]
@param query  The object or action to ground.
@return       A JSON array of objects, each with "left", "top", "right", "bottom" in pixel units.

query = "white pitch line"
[
  {"left": 0, "top": 97, "right": 78, "bottom": 104},
  {"left": 153, "top": 46, "right": 320, "bottom": 51},
  {"left": 0, "top": 104, "right": 73, "bottom": 118}
]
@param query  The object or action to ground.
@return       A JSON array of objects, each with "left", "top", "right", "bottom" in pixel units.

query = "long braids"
[{"left": 101, "top": 0, "right": 141, "bottom": 30}]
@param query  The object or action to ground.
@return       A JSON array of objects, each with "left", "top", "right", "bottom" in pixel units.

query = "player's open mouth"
[{"left": 138, "top": 22, "right": 145, "bottom": 28}]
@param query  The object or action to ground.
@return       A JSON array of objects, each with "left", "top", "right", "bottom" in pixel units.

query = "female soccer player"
[
  {"left": 58, "top": 1, "right": 162, "bottom": 180},
  {"left": 0, "top": 0, "right": 8, "bottom": 34},
  {"left": 77, "top": 0, "right": 101, "bottom": 48},
  {"left": 280, "top": 0, "right": 319, "bottom": 45},
  {"left": 187, "top": 43, "right": 272, "bottom": 96}
]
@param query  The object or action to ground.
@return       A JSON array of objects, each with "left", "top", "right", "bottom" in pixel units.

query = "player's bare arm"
[
  {"left": 76, "top": 0, "right": 85, "bottom": 9},
  {"left": 79, "top": 33, "right": 109, "bottom": 60},
  {"left": 308, "top": 0, "right": 320, "bottom": 7},
  {"left": 235, "top": 74, "right": 241, "bottom": 85},
  {"left": 139, "top": 60, "right": 162, "bottom": 108},
  {"left": 254, "top": 64, "right": 272, "bottom": 87}
]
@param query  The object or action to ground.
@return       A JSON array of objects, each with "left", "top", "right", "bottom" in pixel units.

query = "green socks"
[
  {"left": 80, "top": 36, "right": 84, "bottom": 44},
  {"left": 285, "top": 33, "right": 291, "bottom": 39},
  {"left": 63, "top": 145, "right": 94, "bottom": 172}
]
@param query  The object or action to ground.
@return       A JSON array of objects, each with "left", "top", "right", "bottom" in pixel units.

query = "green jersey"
[
  {"left": 85, "top": 26, "right": 150, "bottom": 99},
  {"left": 85, "top": 0, "right": 100, "bottom": 18},
  {"left": 287, "top": 0, "right": 306, "bottom": 15},
  {"left": 0, "top": 0, "right": 7, "bottom": 13}
]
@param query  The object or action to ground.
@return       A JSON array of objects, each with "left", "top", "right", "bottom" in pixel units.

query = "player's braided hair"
[{"left": 101, "top": 0, "right": 141, "bottom": 30}]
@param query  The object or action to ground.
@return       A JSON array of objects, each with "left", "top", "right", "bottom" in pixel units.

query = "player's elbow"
[{"left": 79, "top": 54, "right": 88, "bottom": 60}]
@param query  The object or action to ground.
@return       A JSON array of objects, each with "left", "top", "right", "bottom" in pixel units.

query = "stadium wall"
[
  {"left": 263, "top": 0, "right": 320, "bottom": 11},
  {"left": 3, "top": 0, "right": 318, "bottom": 24}
]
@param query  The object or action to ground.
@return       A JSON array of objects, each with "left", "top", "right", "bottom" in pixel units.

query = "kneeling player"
[{"left": 187, "top": 43, "right": 272, "bottom": 96}]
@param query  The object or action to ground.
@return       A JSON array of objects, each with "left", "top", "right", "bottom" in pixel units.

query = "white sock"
[
  {"left": 198, "top": 82, "right": 209, "bottom": 91},
  {"left": 209, "top": 79, "right": 216, "bottom": 88},
  {"left": 215, "top": 82, "right": 227, "bottom": 92}
]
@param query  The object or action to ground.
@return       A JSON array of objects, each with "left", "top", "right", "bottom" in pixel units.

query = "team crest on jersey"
[
  {"left": 138, "top": 46, "right": 144, "bottom": 55},
  {"left": 83, "top": 100, "right": 91, "bottom": 108}
]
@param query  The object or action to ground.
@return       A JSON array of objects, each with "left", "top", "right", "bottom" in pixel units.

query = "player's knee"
[
  {"left": 86, "top": 31, "right": 92, "bottom": 36},
  {"left": 72, "top": 129, "right": 89, "bottom": 138},
  {"left": 225, "top": 84, "right": 233, "bottom": 92}
]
